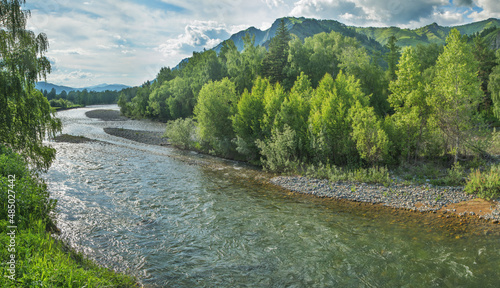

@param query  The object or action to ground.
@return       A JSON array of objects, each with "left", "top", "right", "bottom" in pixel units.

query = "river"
[{"left": 44, "top": 105, "right": 500, "bottom": 287}]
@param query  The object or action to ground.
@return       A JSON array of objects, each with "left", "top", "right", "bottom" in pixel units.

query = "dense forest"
[
  {"left": 118, "top": 19, "right": 500, "bottom": 174},
  {"left": 41, "top": 87, "right": 134, "bottom": 109}
]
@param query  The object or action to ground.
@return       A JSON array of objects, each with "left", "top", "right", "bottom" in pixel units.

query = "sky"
[{"left": 25, "top": 0, "right": 500, "bottom": 88}]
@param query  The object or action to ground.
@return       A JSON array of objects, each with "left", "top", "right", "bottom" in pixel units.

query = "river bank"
[{"left": 80, "top": 109, "right": 500, "bottom": 226}]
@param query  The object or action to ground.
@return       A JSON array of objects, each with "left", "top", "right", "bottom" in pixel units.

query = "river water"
[{"left": 44, "top": 105, "right": 500, "bottom": 287}]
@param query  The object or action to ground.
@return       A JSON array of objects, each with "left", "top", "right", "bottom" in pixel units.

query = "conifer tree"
[
  {"left": 385, "top": 36, "right": 401, "bottom": 81},
  {"left": 262, "top": 19, "right": 291, "bottom": 85}
]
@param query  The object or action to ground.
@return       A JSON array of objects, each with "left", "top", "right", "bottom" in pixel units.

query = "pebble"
[{"left": 270, "top": 176, "right": 500, "bottom": 222}]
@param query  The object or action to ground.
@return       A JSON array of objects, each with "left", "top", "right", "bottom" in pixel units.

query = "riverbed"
[{"left": 44, "top": 105, "right": 500, "bottom": 287}]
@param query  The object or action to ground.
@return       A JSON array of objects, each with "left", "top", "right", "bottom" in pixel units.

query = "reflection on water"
[{"left": 45, "top": 105, "right": 500, "bottom": 287}]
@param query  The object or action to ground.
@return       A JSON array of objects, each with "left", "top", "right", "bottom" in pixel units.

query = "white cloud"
[
  {"left": 290, "top": 0, "right": 451, "bottom": 27},
  {"left": 20, "top": 0, "right": 491, "bottom": 87},
  {"left": 469, "top": 0, "right": 500, "bottom": 21},
  {"left": 156, "top": 21, "right": 230, "bottom": 61},
  {"left": 262, "top": 0, "right": 285, "bottom": 8}
]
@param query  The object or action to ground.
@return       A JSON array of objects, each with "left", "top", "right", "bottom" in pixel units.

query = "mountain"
[
  {"left": 85, "top": 83, "right": 130, "bottom": 92},
  {"left": 211, "top": 17, "right": 500, "bottom": 56},
  {"left": 35, "top": 82, "right": 75, "bottom": 94},
  {"left": 36, "top": 82, "right": 130, "bottom": 94},
  {"left": 214, "top": 17, "right": 385, "bottom": 54},
  {"left": 353, "top": 18, "right": 500, "bottom": 47}
]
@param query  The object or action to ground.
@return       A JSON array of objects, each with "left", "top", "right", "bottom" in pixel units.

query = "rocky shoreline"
[
  {"left": 103, "top": 127, "right": 169, "bottom": 146},
  {"left": 85, "top": 109, "right": 129, "bottom": 121},
  {"left": 271, "top": 176, "right": 500, "bottom": 222},
  {"left": 85, "top": 108, "right": 500, "bottom": 225}
]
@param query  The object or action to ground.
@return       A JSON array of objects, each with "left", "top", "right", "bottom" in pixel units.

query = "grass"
[
  {"left": 1, "top": 147, "right": 139, "bottom": 287},
  {"left": 0, "top": 220, "right": 138, "bottom": 288},
  {"left": 465, "top": 164, "right": 500, "bottom": 200},
  {"left": 304, "top": 163, "right": 391, "bottom": 187},
  {"left": 487, "top": 129, "right": 500, "bottom": 156}
]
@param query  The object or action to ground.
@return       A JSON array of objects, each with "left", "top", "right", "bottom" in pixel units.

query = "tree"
[
  {"left": 262, "top": 19, "right": 291, "bottom": 85},
  {"left": 0, "top": 0, "right": 61, "bottom": 170},
  {"left": 385, "top": 36, "right": 401, "bottom": 81},
  {"left": 388, "top": 46, "right": 430, "bottom": 162},
  {"left": 232, "top": 77, "right": 269, "bottom": 163},
  {"left": 148, "top": 81, "right": 172, "bottom": 121},
  {"left": 226, "top": 34, "right": 266, "bottom": 94},
  {"left": 489, "top": 49, "right": 500, "bottom": 120},
  {"left": 429, "top": 29, "right": 483, "bottom": 163},
  {"left": 350, "top": 101, "right": 390, "bottom": 165},
  {"left": 262, "top": 81, "right": 287, "bottom": 139},
  {"left": 194, "top": 78, "right": 239, "bottom": 157},
  {"left": 47, "top": 88, "right": 57, "bottom": 100},
  {"left": 308, "top": 72, "right": 369, "bottom": 165},
  {"left": 273, "top": 73, "right": 312, "bottom": 161}
]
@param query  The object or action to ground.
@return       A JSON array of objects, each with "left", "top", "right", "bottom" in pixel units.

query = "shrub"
[
  {"left": 430, "top": 162, "right": 466, "bottom": 186},
  {"left": 465, "top": 164, "right": 500, "bottom": 200},
  {"left": 163, "top": 118, "right": 196, "bottom": 150},
  {"left": 0, "top": 152, "right": 56, "bottom": 230},
  {"left": 256, "top": 125, "right": 298, "bottom": 173}
]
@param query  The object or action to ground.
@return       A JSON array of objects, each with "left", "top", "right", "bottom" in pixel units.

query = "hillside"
[
  {"left": 354, "top": 18, "right": 500, "bottom": 47},
  {"left": 214, "top": 17, "right": 386, "bottom": 54},
  {"left": 212, "top": 17, "right": 500, "bottom": 57}
]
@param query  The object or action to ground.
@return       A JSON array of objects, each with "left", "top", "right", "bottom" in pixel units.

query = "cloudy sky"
[{"left": 25, "top": 0, "right": 499, "bottom": 88}]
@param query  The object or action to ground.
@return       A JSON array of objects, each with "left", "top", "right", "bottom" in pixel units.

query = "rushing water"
[{"left": 45, "top": 105, "right": 500, "bottom": 287}]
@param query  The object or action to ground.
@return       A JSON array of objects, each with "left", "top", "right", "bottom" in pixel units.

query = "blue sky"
[{"left": 25, "top": 0, "right": 500, "bottom": 88}]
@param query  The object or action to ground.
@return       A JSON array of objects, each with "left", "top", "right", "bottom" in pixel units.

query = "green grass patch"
[
  {"left": 1, "top": 147, "right": 139, "bottom": 287},
  {"left": 0, "top": 220, "right": 138, "bottom": 287},
  {"left": 465, "top": 164, "right": 500, "bottom": 200},
  {"left": 305, "top": 164, "right": 391, "bottom": 186}
]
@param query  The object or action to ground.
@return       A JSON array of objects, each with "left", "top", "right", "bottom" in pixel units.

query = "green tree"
[
  {"left": 47, "top": 88, "right": 57, "bottom": 100},
  {"left": 350, "top": 101, "right": 390, "bottom": 164},
  {"left": 166, "top": 77, "right": 195, "bottom": 120},
  {"left": 339, "top": 44, "right": 390, "bottom": 116},
  {"left": 262, "top": 19, "right": 291, "bottom": 85},
  {"left": 388, "top": 46, "right": 430, "bottom": 162},
  {"left": 226, "top": 34, "right": 266, "bottom": 94},
  {"left": 308, "top": 72, "right": 369, "bottom": 165},
  {"left": 273, "top": 73, "right": 312, "bottom": 161},
  {"left": 194, "top": 78, "right": 239, "bottom": 157},
  {"left": 414, "top": 43, "right": 443, "bottom": 72},
  {"left": 232, "top": 77, "right": 269, "bottom": 163},
  {"left": 148, "top": 81, "right": 172, "bottom": 121},
  {"left": 0, "top": 0, "right": 61, "bottom": 170},
  {"left": 489, "top": 49, "right": 500, "bottom": 119},
  {"left": 385, "top": 36, "right": 401, "bottom": 81},
  {"left": 429, "top": 29, "right": 483, "bottom": 163},
  {"left": 262, "top": 81, "right": 287, "bottom": 139}
]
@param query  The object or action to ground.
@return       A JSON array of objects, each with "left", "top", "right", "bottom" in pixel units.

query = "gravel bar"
[
  {"left": 104, "top": 127, "right": 169, "bottom": 146},
  {"left": 271, "top": 176, "right": 500, "bottom": 222}
]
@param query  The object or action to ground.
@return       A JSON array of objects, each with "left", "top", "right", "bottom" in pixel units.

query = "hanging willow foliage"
[{"left": 0, "top": 0, "right": 61, "bottom": 171}]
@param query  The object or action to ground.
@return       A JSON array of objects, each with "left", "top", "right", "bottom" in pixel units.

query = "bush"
[
  {"left": 430, "top": 162, "right": 466, "bottom": 186},
  {"left": 163, "top": 118, "right": 196, "bottom": 150},
  {"left": 465, "top": 164, "right": 500, "bottom": 200},
  {"left": 349, "top": 166, "right": 391, "bottom": 186},
  {"left": 305, "top": 163, "right": 391, "bottom": 186},
  {"left": 0, "top": 151, "right": 56, "bottom": 230},
  {"left": 256, "top": 125, "right": 299, "bottom": 173},
  {"left": 0, "top": 147, "right": 29, "bottom": 179}
]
